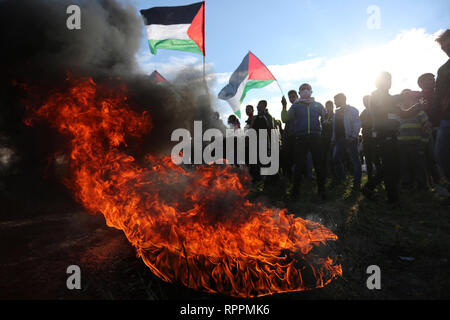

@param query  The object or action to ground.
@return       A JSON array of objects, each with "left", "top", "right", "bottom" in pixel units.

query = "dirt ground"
[{"left": 1, "top": 176, "right": 449, "bottom": 300}]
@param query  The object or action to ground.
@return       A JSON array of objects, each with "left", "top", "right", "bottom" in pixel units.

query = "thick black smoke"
[{"left": 0, "top": 0, "right": 221, "bottom": 201}]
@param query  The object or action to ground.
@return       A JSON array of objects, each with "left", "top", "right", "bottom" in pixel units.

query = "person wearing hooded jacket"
[{"left": 281, "top": 83, "right": 327, "bottom": 199}]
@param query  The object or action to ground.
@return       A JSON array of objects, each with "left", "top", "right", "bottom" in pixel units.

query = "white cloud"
[
  {"left": 265, "top": 28, "right": 447, "bottom": 112},
  {"left": 311, "top": 28, "right": 447, "bottom": 109},
  {"left": 268, "top": 57, "right": 324, "bottom": 82},
  {"left": 136, "top": 28, "right": 448, "bottom": 118}
]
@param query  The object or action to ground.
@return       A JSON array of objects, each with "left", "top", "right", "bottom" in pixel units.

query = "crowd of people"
[{"left": 220, "top": 29, "right": 450, "bottom": 207}]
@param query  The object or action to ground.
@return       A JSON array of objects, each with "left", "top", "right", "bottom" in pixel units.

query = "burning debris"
[
  {"left": 22, "top": 76, "right": 341, "bottom": 297},
  {"left": 2, "top": 0, "right": 341, "bottom": 297}
]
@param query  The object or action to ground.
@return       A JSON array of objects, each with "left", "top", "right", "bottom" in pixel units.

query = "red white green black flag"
[
  {"left": 140, "top": 2, "right": 205, "bottom": 55},
  {"left": 218, "top": 51, "right": 276, "bottom": 118}
]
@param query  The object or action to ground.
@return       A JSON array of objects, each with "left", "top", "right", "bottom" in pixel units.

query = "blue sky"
[{"left": 129, "top": 0, "right": 449, "bottom": 122}]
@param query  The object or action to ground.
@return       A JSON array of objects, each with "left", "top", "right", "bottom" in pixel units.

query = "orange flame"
[{"left": 25, "top": 77, "right": 342, "bottom": 297}]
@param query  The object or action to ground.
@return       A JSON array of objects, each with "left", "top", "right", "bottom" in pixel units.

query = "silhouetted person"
[
  {"left": 212, "top": 111, "right": 227, "bottom": 134},
  {"left": 244, "top": 105, "right": 255, "bottom": 130},
  {"left": 432, "top": 29, "right": 450, "bottom": 188},
  {"left": 417, "top": 73, "right": 442, "bottom": 186},
  {"left": 397, "top": 89, "right": 430, "bottom": 190},
  {"left": 331, "top": 93, "right": 362, "bottom": 191},
  {"left": 243, "top": 104, "right": 255, "bottom": 175},
  {"left": 258, "top": 100, "right": 275, "bottom": 129},
  {"left": 418, "top": 73, "right": 436, "bottom": 122},
  {"left": 227, "top": 114, "right": 241, "bottom": 130},
  {"left": 360, "top": 95, "right": 381, "bottom": 186},
  {"left": 362, "top": 72, "right": 418, "bottom": 205},
  {"left": 251, "top": 100, "right": 273, "bottom": 181},
  {"left": 281, "top": 90, "right": 299, "bottom": 179},
  {"left": 322, "top": 100, "right": 335, "bottom": 180},
  {"left": 252, "top": 100, "right": 274, "bottom": 131}
]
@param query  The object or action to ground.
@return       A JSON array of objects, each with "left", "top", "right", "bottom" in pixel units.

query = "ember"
[{"left": 25, "top": 76, "right": 342, "bottom": 297}]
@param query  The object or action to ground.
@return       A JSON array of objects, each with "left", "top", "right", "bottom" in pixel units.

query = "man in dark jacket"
[
  {"left": 433, "top": 29, "right": 450, "bottom": 187},
  {"left": 251, "top": 100, "right": 273, "bottom": 181},
  {"left": 244, "top": 105, "right": 255, "bottom": 130},
  {"left": 281, "top": 90, "right": 298, "bottom": 179},
  {"left": 282, "top": 83, "right": 327, "bottom": 199},
  {"left": 362, "top": 72, "right": 422, "bottom": 205},
  {"left": 322, "top": 100, "right": 335, "bottom": 180},
  {"left": 360, "top": 95, "right": 381, "bottom": 186},
  {"left": 252, "top": 100, "right": 273, "bottom": 131},
  {"left": 331, "top": 93, "right": 362, "bottom": 191},
  {"left": 417, "top": 73, "right": 442, "bottom": 186},
  {"left": 362, "top": 72, "right": 402, "bottom": 204}
]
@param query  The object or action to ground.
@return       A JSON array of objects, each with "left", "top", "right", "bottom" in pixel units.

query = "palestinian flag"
[
  {"left": 150, "top": 70, "right": 168, "bottom": 84},
  {"left": 140, "top": 2, "right": 205, "bottom": 55},
  {"left": 218, "top": 51, "right": 276, "bottom": 118}
]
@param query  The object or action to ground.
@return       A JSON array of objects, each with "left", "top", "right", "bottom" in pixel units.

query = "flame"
[{"left": 25, "top": 77, "right": 342, "bottom": 297}]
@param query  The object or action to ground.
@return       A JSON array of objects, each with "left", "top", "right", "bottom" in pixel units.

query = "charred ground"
[{"left": 1, "top": 174, "right": 449, "bottom": 300}]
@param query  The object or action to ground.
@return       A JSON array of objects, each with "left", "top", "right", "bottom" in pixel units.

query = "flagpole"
[
  {"left": 202, "top": 1, "right": 206, "bottom": 87},
  {"left": 203, "top": 55, "right": 206, "bottom": 84},
  {"left": 275, "top": 79, "right": 285, "bottom": 98}
]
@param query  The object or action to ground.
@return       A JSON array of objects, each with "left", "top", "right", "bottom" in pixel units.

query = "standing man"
[
  {"left": 397, "top": 89, "right": 430, "bottom": 191},
  {"left": 243, "top": 104, "right": 255, "bottom": 175},
  {"left": 252, "top": 100, "right": 274, "bottom": 131},
  {"left": 244, "top": 105, "right": 255, "bottom": 130},
  {"left": 417, "top": 73, "right": 442, "bottom": 186},
  {"left": 281, "top": 90, "right": 299, "bottom": 179},
  {"left": 212, "top": 111, "right": 227, "bottom": 134},
  {"left": 360, "top": 95, "right": 381, "bottom": 186},
  {"left": 362, "top": 72, "right": 404, "bottom": 205},
  {"left": 432, "top": 29, "right": 450, "bottom": 190},
  {"left": 282, "top": 83, "right": 327, "bottom": 199},
  {"left": 227, "top": 114, "right": 241, "bottom": 130},
  {"left": 331, "top": 93, "right": 362, "bottom": 192},
  {"left": 322, "top": 101, "right": 335, "bottom": 180},
  {"left": 251, "top": 100, "right": 273, "bottom": 182}
]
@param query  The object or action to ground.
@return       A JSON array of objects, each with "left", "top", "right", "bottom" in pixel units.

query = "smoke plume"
[{"left": 0, "top": 0, "right": 219, "bottom": 193}]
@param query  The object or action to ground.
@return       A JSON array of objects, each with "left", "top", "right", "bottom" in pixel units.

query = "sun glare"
[{"left": 314, "top": 29, "right": 447, "bottom": 110}]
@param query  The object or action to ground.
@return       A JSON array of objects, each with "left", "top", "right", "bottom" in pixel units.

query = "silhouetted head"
[
  {"left": 400, "top": 89, "right": 417, "bottom": 110},
  {"left": 436, "top": 29, "right": 450, "bottom": 57},
  {"left": 227, "top": 114, "right": 239, "bottom": 127},
  {"left": 288, "top": 90, "right": 298, "bottom": 104},
  {"left": 245, "top": 105, "right": 254, "bottom": 117},
  {"left": 375, "top": 72, "right": 392, "bottom": 91},
  {"left": 417, "top": 73, "right": 435, "bottom": 91},
  {"left": 363, "top": 95, "right": 370, "bottom": 109},
  {"left": 257, "top": 100, "right": 267, "bottom": 114},
  {"left": 334, "top": 93, "right": 347, "bottom": 108},
  {"left": 325, "top": 100, "right": 334, "bottom": 114}
]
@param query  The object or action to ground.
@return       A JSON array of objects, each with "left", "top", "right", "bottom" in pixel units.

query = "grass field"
[
  {"left": 1, "top": 171, "right": 449, "bottom": 300},
  {"left": 252, "top": 174, "right": 450, "bottom": 299}
]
